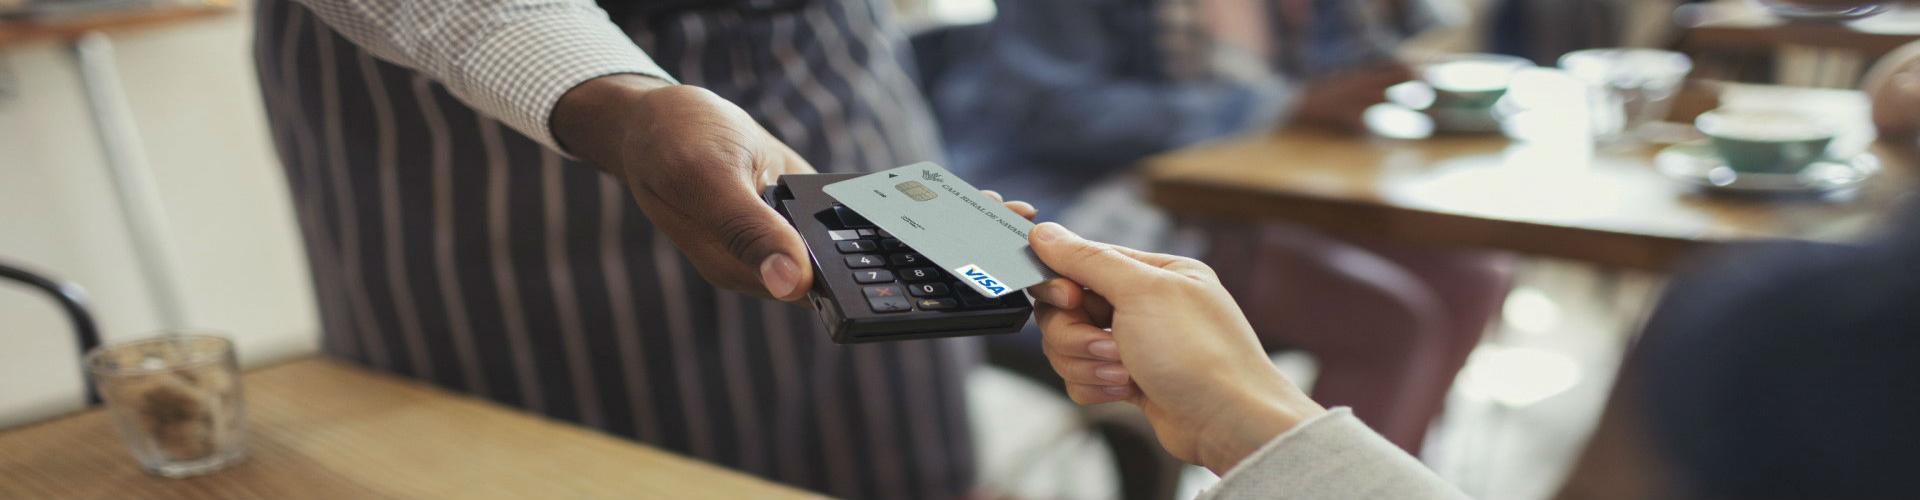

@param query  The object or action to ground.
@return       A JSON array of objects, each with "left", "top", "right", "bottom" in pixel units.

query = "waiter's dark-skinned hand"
[
  {"left": 553, "top": 75, "right": 819, "bottom": 301},
  {"left": 550, "top": 75, "right": 1059, "bottom": 303}
]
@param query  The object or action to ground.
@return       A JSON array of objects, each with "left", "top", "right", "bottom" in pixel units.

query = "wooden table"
[
  {"left": 1143, "top": 84, "right": 1917, "bottom": 270},
  {"left": 0, "top": 358, "right": 818, "bottom": 499},
  {"left": 1676, "top": 1, "right": 1920, "bottom": 59},
  {"left": 1674, "top": 1, "right": 1920, "bottom": 85},
  {"left": 0, "top": 2, "right": 232, "bottom": 49}
]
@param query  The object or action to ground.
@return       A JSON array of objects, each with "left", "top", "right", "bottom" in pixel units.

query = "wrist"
[
  {"left": 1194, "top": 383, "right": 1326, "bottom": 475},
  {"left": 551, "top": 73, "right": 677, "bottom": 172}
]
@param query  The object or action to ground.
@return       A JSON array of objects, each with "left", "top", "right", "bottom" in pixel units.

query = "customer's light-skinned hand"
[{"left": 1026, "top": 222, "right": 1326, "bottom": 474}]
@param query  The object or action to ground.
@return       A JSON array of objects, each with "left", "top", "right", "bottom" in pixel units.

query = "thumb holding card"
[{"left": 1028, "top": 222, "right": 1209, "bottom": 304}]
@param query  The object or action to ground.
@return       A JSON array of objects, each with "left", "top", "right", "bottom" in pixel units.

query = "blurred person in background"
[
  {"left": 1487, "top": 0, "right": 1633, "bottom": 64},
  {"left": 930, "top": 0, "right": 1433, "bottom": 216},
  {"left": 1599, "top": 206, "right": 1920, "bottom": 499},
  {"left": 1556, "top": 40, "right": 1920, "bottom": 500},
  {"left": 1545, "top": 201, "right": 1920, "bottom": 499},
  {"left": 1864, "top": 39, "right": 1920, "bottom": 144},
  {"left": 251, "top": 0, "right": 1059, "bottom": 498},
  {"left": 927, "top": 0, "right": 1511, "bottom": 451}
]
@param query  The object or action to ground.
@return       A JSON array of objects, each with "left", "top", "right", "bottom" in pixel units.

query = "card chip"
[{"left": 895, "top": 181, "right": 937, "bottom": 201}]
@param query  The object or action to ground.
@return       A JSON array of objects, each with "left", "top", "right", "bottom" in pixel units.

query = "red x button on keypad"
[{"left": 863, "top": 285, "right": 911, "bottom": 313}]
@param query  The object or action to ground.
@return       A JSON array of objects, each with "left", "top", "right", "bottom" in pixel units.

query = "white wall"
[{"left": 0, "top": 2, "right": 318, "bottom": 427}]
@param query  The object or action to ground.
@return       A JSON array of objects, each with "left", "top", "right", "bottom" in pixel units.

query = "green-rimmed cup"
[{"left": 1694, "top": 109, "right": 1837, "bottom": 174}]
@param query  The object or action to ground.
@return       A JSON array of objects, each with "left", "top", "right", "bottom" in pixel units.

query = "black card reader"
[{"left": 763, "top": 173, "right": 1033, "bottom": 344}]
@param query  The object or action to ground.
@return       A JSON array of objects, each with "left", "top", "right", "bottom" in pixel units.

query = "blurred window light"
[
  {"left": 1457, "top": 346, "right": 1581, "bottom": 408},
  {"left": 930, "top": 0, "right": 994, "bottom": 24},
  {"left": 1500, "top": 286, "right": 1561, "bottom": 335},
  {"left": 894, "top": 0, "right": 996, "bottom": 28},
  {"left": 1497, "top": 68, "right": 1595, "bottom": 145}
]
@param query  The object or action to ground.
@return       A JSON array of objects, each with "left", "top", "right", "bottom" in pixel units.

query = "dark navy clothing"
[{"left": 1637, "top": 203, "right": 1920, "bottom": 500}]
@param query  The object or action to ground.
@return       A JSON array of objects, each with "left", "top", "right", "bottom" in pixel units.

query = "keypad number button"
[
  {"left": 835, "top": 240, "right": 878, "bottom": 253},
  {"left": 853, "top": 269, "right": 895, "bottom": 284},
  {"left": 888, "top": 253, "right": 926, "bottom": 266},
  {"left": 879, "top": 238, "right": 907, "bottom": 251},
  {"left": 845, "top": 254, "right": 885, "bottom": 269},
  {"left": 900, "top": 267, "right": 942, "bottom": 282},
  {"left": 908, "top": 282, "right": 949, "bottom": 297}
]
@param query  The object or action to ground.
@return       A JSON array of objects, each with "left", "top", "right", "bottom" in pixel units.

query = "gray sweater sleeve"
[{"left": 1199, "top": 408, "right": 1471, "bottom": 500}]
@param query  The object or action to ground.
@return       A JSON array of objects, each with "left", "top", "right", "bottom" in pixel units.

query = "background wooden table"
[
  {"left": 0, "top": 2, "right": 232, "bottom": 49},
  {"left": 0, "top": 358, "right": 818, "bottom": 499},
  {"left": 1144, "top": 84, "right": 1916, "bottom": 270},
  {"left": 1676, "top": 1, "right": 1920, "bottom": 62},
  {"left": 1674, "top": 1, "right": 1920, "bottom": 86}
]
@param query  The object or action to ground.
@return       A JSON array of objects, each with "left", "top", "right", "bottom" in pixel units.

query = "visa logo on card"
[
  {"left": 954, "top": 264, "right": 1009, "bottom": 297},
  {"left": 823, "top": 162, "right": 1053, "bottom": 299}
]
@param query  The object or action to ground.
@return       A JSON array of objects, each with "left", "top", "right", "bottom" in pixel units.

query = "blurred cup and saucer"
[
  {"left": 1657, "top": 108, "right": 1879, "bottom": 196},
  {"left": 1559, "top": 48, "right": 1694, "bottom": 145},
  {"left": 1369, "top": 53, "right": 1533, "bottom": 137}
]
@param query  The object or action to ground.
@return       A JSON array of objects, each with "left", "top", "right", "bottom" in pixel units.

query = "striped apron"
[{"left": 251, "top": 1, "right": 977, "bottom": 498}]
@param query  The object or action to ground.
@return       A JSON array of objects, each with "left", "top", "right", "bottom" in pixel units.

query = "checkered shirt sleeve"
[{"left": 293, "top": 0, "right": 678, "bottom": 153}]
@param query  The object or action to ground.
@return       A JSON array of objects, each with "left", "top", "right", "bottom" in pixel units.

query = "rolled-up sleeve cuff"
[
  {"left": 455, "top": 5, "right": 676, "bottom": 154},
  {"left": 1202, "top": 408, "right": 1471, "bottom": 500}
]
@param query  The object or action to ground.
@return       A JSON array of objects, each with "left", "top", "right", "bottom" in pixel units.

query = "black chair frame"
[{"left": 0, "top": 259, "right": 103, "bottom": 404}]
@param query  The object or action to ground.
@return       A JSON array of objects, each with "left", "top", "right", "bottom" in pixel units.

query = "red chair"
[{"left": 1208, "top": 223, "right": 1513, "bottom": 453}]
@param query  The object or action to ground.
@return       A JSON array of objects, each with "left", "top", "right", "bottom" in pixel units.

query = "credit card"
[{"left": 824, "top": 162, "right": 1054, "bottom": 298}]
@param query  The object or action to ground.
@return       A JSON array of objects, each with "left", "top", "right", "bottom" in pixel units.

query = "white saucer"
[
  {"left": 1655, "top": 142, "right": 1879, "bottom": 196},
  {"left": 1380, "top": 81, "right": 1504, "bottom": 134}
]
